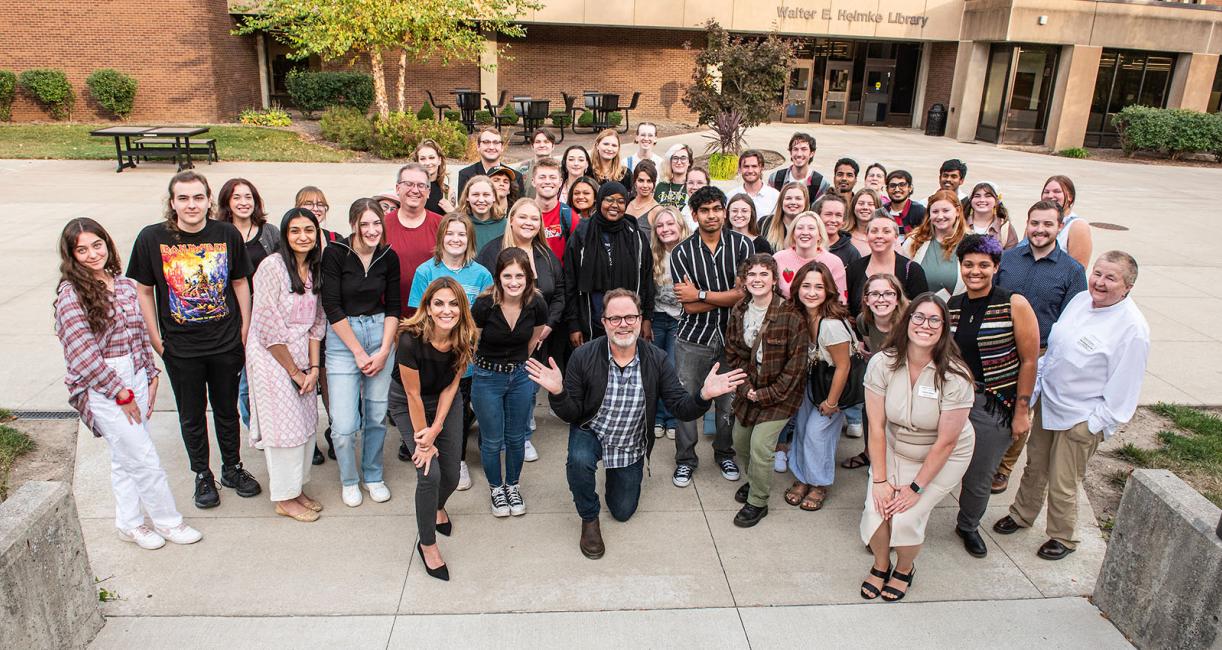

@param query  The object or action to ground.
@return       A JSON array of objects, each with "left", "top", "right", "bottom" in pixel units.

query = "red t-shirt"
[
  {"left": 385, "top": 208, "right": 442, "bottom": 310},
  {"left": 541, "top": 202, "right": 566, "bottom": 261}
]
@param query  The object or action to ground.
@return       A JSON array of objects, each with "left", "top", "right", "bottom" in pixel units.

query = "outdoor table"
[
  {"left": 511, "top": 97, "right": 551, "bottom": 144},
  {"left": 89, "top": 126, "right": 156, "bottom": 173},
  {"left": 143, "top": 127, "right": 210, "bottom": 170},
  {"left": 593, "top": 93, "right": 620, "bottom": 130},
  {"left": 453, "top": 89, "right": 482, "bottom": 133}
]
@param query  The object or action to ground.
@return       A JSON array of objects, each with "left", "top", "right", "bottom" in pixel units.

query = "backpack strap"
[{"left": 560, "top": 203, "right": 573, "bottom": 240}]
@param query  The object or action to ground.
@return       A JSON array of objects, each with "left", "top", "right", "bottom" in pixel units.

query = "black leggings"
[{"left": 388, "top": 381, "right": 462, "bottom": 545}]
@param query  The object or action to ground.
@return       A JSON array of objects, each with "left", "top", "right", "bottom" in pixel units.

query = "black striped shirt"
[{"left": 671, "top": 229, "right": 754, "bottom": 346}]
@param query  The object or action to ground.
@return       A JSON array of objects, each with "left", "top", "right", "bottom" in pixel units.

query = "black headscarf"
[{"left": 577, "top": 182, "right": 639, "bottom": 293}]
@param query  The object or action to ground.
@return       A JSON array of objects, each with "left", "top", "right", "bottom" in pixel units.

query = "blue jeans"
[
  {"left": 566, "top": 425, "right": 643, "bottom": 522},
  {"left": 325, "top": 315, "right": 394, "bottom": 487},
  {"left": 472, "top": 364, "right": 533, "bottom": 486},
  {"left": 845, "top": 404, "right": 863, "bottom": 426},
  {"left": 238, "top": 368, "right": 251, "bottom": 429},
  {"left": 651, "top": 311, "right": 680, "bottom": 428}
]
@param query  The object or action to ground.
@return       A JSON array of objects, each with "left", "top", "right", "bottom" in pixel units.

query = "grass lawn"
[
  {"left": 1115, "top": 403, "right": 1222, "bottom": 506},
  {"left": 0, "top": 124, "right": 352, "bottom": 163},
  {"left": 0, "top": 420, "right": 35, "bottom": 501}
]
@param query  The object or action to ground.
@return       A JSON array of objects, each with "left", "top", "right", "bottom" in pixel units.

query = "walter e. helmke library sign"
[{"left": 776, "top": 7, "right": 931, "bottom": 28}]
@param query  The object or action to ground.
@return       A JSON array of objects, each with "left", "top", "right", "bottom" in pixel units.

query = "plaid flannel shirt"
[
  {"left": 724, "top": 295, "right": 810, "bottom": 426},
  {"left": 587, "top": 347, "right": 647, "bottom": 468}
]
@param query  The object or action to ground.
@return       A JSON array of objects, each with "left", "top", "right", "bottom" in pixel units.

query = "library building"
[{"left": 4, "top": 0, "right": 1221, "bottom": 150}]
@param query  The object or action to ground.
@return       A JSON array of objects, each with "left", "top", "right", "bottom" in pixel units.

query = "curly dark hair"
[{"left": 57, "top": 218, "right": 122, "bottom": 334}]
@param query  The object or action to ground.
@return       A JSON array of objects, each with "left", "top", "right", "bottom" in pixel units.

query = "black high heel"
[
  {"left": 417, "top": 542, "right": 449, "bottom": 581},
  {"left": 436, "top": 511, "right": 452, "bottom": 537},
  {"left": 882, "top": 563, "right": 916, "bottom": 602},
  {"left": 860, "top": 564, "right": 891, "bottom": 600}
]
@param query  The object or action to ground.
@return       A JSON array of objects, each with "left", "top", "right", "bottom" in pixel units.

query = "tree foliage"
[
  {"left": 683, "top": 20, "right": 793, "bottom": 153},
  {"left": 234, "top": 0, "right": 540, "bottom": 118}
]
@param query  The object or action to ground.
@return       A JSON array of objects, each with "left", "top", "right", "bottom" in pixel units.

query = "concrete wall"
[
  {"left": 946, "top": 40, "right": 988, "bottom": 141},
  {"left": 0, "top": 481, "right": 104, "bottom": 649},
  {"left": 1094, "top": 470, "right": 1222, "bottom": 650},
  {"left": 1168, "top": 53, "right": 1221, "bottom": 112},
  {"left": 1043, "top": 44, "right": 1103, "bottom": 151}
]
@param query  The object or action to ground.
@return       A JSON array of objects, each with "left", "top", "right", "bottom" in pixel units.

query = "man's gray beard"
[{"left": 610, "top": 332, "right": 639, "bottom": 349}]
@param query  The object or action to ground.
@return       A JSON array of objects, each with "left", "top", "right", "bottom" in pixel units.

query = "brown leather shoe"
[
  {"left": 580, "top": 519, "right": 605, "bottom": 559},
  {"left": 990, "top": 472, "right": 1009, "bottom": 494}
]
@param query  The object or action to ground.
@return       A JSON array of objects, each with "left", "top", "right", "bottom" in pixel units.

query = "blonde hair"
[
  {"left": 401, "top": 276, "right": 476, "bottom": 374},
  {"left": 590, "top": 129, "right": 627, "bottom": 185},
  {"left": 662, "top": 144, "right": 694, "bottom": 183},
  {"left": 906, "top": 189, "right": 968, "bottom": 261},
  {"left": 502, "top": 198, "right": 549, "bottom": 252},
  {"left": 784, "top": 211, "right": 830, "bottom": 252},
  {"left": 459, "top": 175, "right": 504, "bottom": 222},
  {"left": 433, "top": 212, "right": 477, "bottom": 266},
  {"left": 766, "top": 182, "right": 810, "bottom": 251},
  {"left": 650, "top": 207, "right": 690, "bottom": 286}
]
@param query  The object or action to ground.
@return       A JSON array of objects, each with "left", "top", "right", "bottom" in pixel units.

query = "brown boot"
[
  {"left": 991, "top": 472, "right": 1009, "bottom": 494},
  {"left": 580, "top": 519, "right": 605, "bottom": 559}
]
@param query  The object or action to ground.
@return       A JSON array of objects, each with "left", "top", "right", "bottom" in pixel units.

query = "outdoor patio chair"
[
  {"left": 616, "top": 91, "right": 641, "bottom": 133},
  {"left": 425, "top": 90, "right": 452, "bottom": 121}
]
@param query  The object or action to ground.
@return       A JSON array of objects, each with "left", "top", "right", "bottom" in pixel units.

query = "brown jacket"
[{"left": 725, "top": 294, "right": 810, "bottom": 426}]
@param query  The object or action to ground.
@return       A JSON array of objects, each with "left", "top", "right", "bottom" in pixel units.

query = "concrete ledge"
[
  {"left": 1094, "top": 469, "right": 1222, "bottom": 650},
  {"left": 0, "top": 481, "right": 104, "bottom": 649}
]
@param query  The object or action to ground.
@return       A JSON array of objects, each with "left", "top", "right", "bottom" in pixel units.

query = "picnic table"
[
  {"left": 89, "top": 125, "right": 216, "bottom": 173},
  {"left": 511, "top": 97, "right": 551, "bottom": 144},
  {"left": 582, "top": 91, "right": 620, "bottom": 131},
  {"left": 453, "top": 89, "right": 483, "bottom": 133}
]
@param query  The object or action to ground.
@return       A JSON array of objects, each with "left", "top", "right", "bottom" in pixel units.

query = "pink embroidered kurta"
[{"left": 246, "top": 254, "right": 326, "bottom": 449}]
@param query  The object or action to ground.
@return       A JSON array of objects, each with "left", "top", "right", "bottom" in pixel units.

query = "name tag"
[
  {"left": 917, "top": 386, "right": 939, "bottom": 399},
  {"left": 1076, "top": 334, "right": 1102, "bottom": 353}
]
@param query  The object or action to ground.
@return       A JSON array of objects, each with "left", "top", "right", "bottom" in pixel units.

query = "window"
[{"left": 1086, "top": 49, "right": 1178, "bottom": 148}]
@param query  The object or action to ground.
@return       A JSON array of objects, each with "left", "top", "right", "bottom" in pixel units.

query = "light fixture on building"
[{"left": 1038, "top": 15, "right": 1048, "bottom": 25}]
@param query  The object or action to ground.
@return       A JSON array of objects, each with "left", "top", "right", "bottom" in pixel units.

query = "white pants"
[
  {"left": 87, "top": 357, "right": 183, "bottom": 531},
  {"left": 264, "top": 434, "right": 316, "bottom": 502}
]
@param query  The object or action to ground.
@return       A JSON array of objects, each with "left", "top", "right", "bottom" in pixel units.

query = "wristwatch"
[
  {"left": 909, "top": 481, "right": 923, "bottom": 494},
  {"left": 698, "top": 290, "right": 708, "bottom": 301}
]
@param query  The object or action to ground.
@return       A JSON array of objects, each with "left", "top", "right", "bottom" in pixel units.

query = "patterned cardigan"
[{"left": 724, "top": 293, "right": 810, "bottom": 426}]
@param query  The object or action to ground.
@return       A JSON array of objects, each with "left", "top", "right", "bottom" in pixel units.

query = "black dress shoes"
[
  {"left": 733, "top": 503, "right": 768, "bottom": 528},
  {"left": 734, "top": 483, "right": 749, "bottom": 504},
  {"left": 956, "top": 528, "right": 988, "bottom": 558},
  {"left": 993, "top": 515, "right": 1023, "bottom": 535},
  {"left": 1037, "top": 539, "right": 1076, "bottom": 560}
]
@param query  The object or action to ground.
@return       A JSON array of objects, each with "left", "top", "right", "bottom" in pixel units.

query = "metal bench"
[{"left": 135, "top": 137, "right": 218, "bottom": 163}]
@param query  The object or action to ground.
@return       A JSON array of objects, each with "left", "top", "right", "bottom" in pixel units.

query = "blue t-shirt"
[{"left": 409, "top": 259, "right": 494, "bottom": 377}]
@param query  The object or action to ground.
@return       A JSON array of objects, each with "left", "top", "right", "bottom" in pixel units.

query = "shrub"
[
  {"left": 285, "top": 70, "right": 375, "bottom": 116},
  {"left": 1057, "top": 147, "right": 1089, "bottom": 159},
  {"left": 1115, "top": 105, "right": 1222, "bottom": 160},
  {"left": 369, "top": 111, "right": 467, "bottom": 159},
  {"left": 416, "top": 102, "right": 435, "bottom": 121},
  {"left": 608, "top": 111, "right": 623, "bottom": 127},
  {"left": 576, "top": 110, "right": 621, "bottom": 129},
  {"left": 0, "top": 71, "right": 17, "bottom": 122},
  {"left": 320, "top": 105, "right": 372, "bottom": 151},
  {"left": 85, "top": 69, "right": 138, "bottom": 120},
  {"left": 18, "top": 69, "right": 75, "bottom": 120},
  {"left": 708, "top": 153, "right": 739, "bottom": 180},
  {"left": 498, "top": 103, "right": 519, "bottom": 125},
  {"left": 474, "top": 109, "right": 493, "bottom": 125},
  {"left": 443, "top": 109, "right": 461, "bottom": 122},
  {"left": 548, "top": 110, "right": 571, "bottom": 128},
  {"left": 239, "top": 107, "right": 292, "bottom": 127}
]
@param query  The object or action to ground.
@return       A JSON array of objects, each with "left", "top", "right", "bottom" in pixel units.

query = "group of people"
[{"left": 54, "top": 125, "right": 1150, "bottom": 597}]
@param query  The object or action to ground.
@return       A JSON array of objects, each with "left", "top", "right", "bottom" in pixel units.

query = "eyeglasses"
[
  {"left": 396, "top": 181, "right": 429, "bottom": 191},
  {"left": 886, "top": 182, "right": 909, "bottom": 190},
  {"left": 909, "top": 313, "right": 943, "bottom": 328},
  {"left": 670, "top": 155, "right": 690, "bottom": 162},
  {"left": 603, "top": 314, "right": 642, "bottom": 326},
  {"left": 301, "top": 201, "right": 328, "bottom": 210},
  {"left": 866, "top": 290, "right": 898, "bottom": 300}
]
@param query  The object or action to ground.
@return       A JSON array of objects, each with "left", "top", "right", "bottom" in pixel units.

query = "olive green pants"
[{"left": 732, "top": 418, "right": 789, "bottom": 508}]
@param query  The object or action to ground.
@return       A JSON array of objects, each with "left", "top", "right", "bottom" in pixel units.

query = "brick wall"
[
  {"left": 920, "top": 41, "right": 958, "bottom": 128},
  {"left": 0, "top": 0, "right": 260, "bottom": 122},
  {"left": 497, "top": 25, "right": 699, "bottom": 122}
]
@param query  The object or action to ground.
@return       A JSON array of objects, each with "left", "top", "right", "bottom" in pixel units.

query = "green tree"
[
  {"left": 683, "top": 20, "right": 793, "bottom": 154},
  {"left": 234, "top": 0, "right": 539, "bottom": 119}
]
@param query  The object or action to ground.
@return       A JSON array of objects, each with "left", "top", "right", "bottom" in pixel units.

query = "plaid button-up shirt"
[{"left": 587, "top": 347, "right": 646, "bottom": 468}]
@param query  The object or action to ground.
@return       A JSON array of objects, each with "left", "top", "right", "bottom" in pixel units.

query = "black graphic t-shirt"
[{"left": 127, "top": 220, "right": 253, "bottom": 358}]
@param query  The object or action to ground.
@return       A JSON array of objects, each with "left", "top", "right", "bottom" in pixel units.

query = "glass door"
[
  {"left": 976, "top": 44, "right": 1014, "bottom": 143},
  {"left": 821, "top": 61, "right": 852, "bottom": 125},
  {"left": 1003, "top": 45, "right": 1059, "bottom": 145},
  {"left": 782, "top": 59, "right": 815, "bottom": 123},
  {"left": 860, "top": 60, "right": 894, "bottom": 125}
]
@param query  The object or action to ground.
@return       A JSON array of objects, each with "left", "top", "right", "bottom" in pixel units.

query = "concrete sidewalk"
[{"left": 91, "top": 598, "right": 1131, "bottom": 649}]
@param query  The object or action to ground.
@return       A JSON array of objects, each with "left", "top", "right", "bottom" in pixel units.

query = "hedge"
[
  {"left": 18, "top": 69, "right": 75, "bottom": 120},
  {"left": 284, "top": 70, "right": 374, "bottom": 116},
  {"left": 370, "top": 111, "right": 467, "bottom": 159},
  {"left": 0, "top": 71, "right": 15, "bottom": 122},
  {"left": 239, "top": 107, "right": 292, "bottom": 127},
  {"left": 1114, "top": 105, "right": 1222, "bottom": 161},
  {"left": 86, "top": 69, "right": 138, "bottom": 120},
  {"left": 320, "top": 106, "right": 372, "bottom": 151}
]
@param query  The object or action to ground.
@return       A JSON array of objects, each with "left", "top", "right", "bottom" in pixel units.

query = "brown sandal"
[
  {"left": 784, "top": 481, "right": 810, "bottom": 507},
  {"left": 800, "top": 486, "right": 827, "bottom": 511}
]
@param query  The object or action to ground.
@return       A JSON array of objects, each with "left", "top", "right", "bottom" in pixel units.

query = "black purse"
[{"left": 808, "top": 318, "right": 866, "bottom": 409}]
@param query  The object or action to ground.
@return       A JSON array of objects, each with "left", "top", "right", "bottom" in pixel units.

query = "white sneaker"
[
  {"left": 529, "top": 411, "right": 537, "bottom": 431},
  {"left": 363, "top": 481, "right": 391, "bottom": 503},
  {"left": 654, "top": 424, "right": 665, "bottom": 438},
  {"left": 505, "top": 483, "right": 527, "bottom": 516},
  {"left": 774, "top": 450, "right": 788, "bottom": 473},
  {"left": 524, "top": 440, "right": 539, "bottom": 462},
  {"left": 490, "top": 485, "right": 511, "bottom": 517},
  {"left": 846, "top": 422, "right": 864, "bottom": 438},
  {"left": 154, "top": 522, "right": 202, "bottom": 545},
  {"left": 117, "top": 525, "right": 165, "bottom": 550},
  {"left": 456, "top": 461, "right": 473, "bottom": 491},
  {"left": 342, "top": 484, "right": 363, "bottom": 507}
]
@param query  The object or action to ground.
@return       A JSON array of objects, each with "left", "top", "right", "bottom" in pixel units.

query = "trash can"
[{"left": 925, "top": 103, "right": 947, "bottom": 137}]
